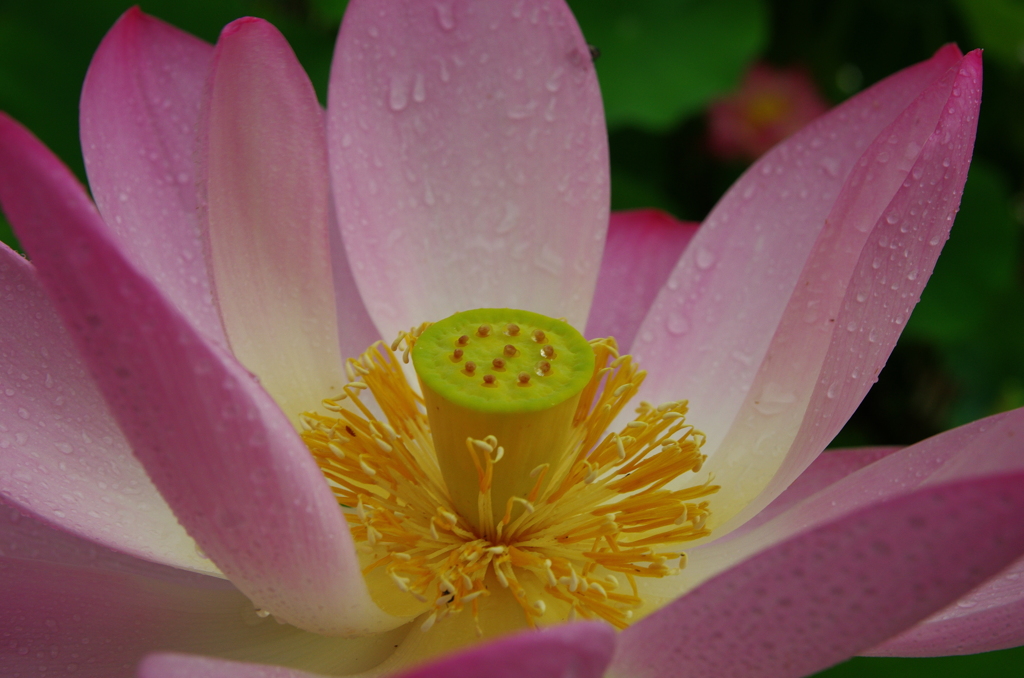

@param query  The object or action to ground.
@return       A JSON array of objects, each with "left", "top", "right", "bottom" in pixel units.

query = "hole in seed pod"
[
  {"left": 532, "top": 330, "right": 546, "bottom": 343},
  {"left": 504, "top": 344, "right": 517, "bottom": 357},
  {"left": 477, "top": 325, "right": 491, "bottom": 337},
  {"left": 457, "top": 335, "right": 470, "bottom": 346},
  {"left": 464, "top": 361, "right": 476, "bottom": 375},
  {"left": 506, "top": 324, "right": 520, "bottom": 336}
]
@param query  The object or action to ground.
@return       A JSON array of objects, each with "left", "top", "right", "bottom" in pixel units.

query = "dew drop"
[
  {"left": 666, "top": 313, "right": 690, "bottom": 336},
  {"left": 412, "top": 73, "right": 427, "bottom": 103},
  {"left": 435, "top": 2, "right": 456, "bottom": 30},
  {"left": 389, "top": 75, "right": 409, "bottom": 112},
  {"left": 819, "top": 156, "right": 840, "bottom": 178},
  {"left": 695, "top": 247, "right": 716, "bottom": 270}
]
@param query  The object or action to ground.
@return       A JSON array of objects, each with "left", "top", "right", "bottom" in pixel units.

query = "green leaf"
[
  {"left": 907, "top": 161, "right": 1020, "bottom": 345},
  {"left": 568, "top": 0, "right": 768, "bottom": 130},
  {"left": 953, "top": 0, "right": 1024, "bottom": 69},
  {"left": 0, "top": 211, "right": 20, "bottom": 253}
]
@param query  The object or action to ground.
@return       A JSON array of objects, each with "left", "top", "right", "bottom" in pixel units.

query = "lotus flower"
[
  {"left": 1, "top": 2, "right": 1022, "bottom": 678},
  {"left": 707, "top": 62, "right": 830, "bottom": 162}
]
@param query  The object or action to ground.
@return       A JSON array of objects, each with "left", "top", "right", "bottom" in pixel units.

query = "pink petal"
[
  {"left": 328, "top": 197, "right": 382, "bottom": 363},
  {"left": 0, "top": 244, "right": 213, "bottom": 574},
  {"left": 140, "top": 623, "right": 614, "bottom": 678},
  {"left": 635, "top": 44, "right": 962, "bottom": 423},
  {"left": 0, "top": 114, "right": 401, "bottom": 635},
  {"left": 867, "top": 554, "right": 1024, "bottom": 657},
  {"left": 633, "top": 47, "right": 981, "bottom": 528},
  {"left": 200, "top": 18, "right": 351, "bottom": 423},
  {"left": 80, "top": 8, "right": 225, "bottom": 345},
  {"left": 328, "top": 0, "right": 609, "bottom": 339},
  {"left": 611, "top": 472, "right": 1024, "bottom": 678},
  {"left": 0, "top": 513, "right": 404, "bottom": 678},
  {"left": 584, "top": 210, "right": 698, "bottom": 351},
  {"left": 731, "top": 446, "right": 900, "bottom": 535},
  {"left": 724, "top": 50, "right": 983, "bottom": 528},
  {"left": 140, "top": 655, "right": 325, "bottom": 678},
  {"left": 667, "top": 407, "right": 1024, "bottom": 601}
]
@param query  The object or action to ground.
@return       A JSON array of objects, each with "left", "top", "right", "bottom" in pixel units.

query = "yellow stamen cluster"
[{"left": 300, "top": 333, "right": 718, "bottom": 633}]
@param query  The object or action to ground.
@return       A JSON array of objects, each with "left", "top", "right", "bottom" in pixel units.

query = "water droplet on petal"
[
  {"left": 389, "top": 75, "right": 409, "bottom": 112},
  {"left": 666, "top": 313, "right": 690, "bottom": 335},
  {"left": 695, "top": 247, "right": 716, "bottom": 270}
]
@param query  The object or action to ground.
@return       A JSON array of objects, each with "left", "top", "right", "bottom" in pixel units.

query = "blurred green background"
[{"left": 0, "top": 0, "right": 1021, "bottom": 675}]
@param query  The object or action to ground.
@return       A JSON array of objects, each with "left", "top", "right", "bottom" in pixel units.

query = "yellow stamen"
[{"left": 300, "top": 312, "right": 719, "bottom": 632}]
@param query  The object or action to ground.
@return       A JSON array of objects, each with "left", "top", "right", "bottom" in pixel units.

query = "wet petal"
[
  {"left": 659, "top": 406, "right": 1024, "bottom": 600},
  {"left": 0, "top": 114, "right": 401, "bottom": 635},
  {"left": 329, "top": 0, "right": 609, "bottom": 339},
  {"left": 611, "top": 472, "right": 1024, "bottom": 678},
  {"left": 713, "top": 52, "right": 983, "bottom": 530},
  {"left": 0, "top": 245, "right": 214, "bottom": 574},
  {"left": 140, "top": 622, "right": 613, "bottom": 678},
  {"left": 634, "top": 44, "right": 966, "bottom": 431},
  {"left": 80, "top": 7, "right": 224, "bottom": 344},
  {"left": 140, "top": 655, "right": 325, "bottom": 678},
  {"left": 866, "top": 554, "right": 1024, "bottom": 657},
  {"left": 200, "top": 18, "right": 348, "bottom": 423},
  {"left": 0, "top": 511, "right": 404, "bottom": 678},
  {"left": 732, "top": 446, "right": 900, "bottom": 535},
  {"left": 584, "top": 210, "right": 698, "bottom": 351},
  {"left": 634, "top": 47, "right": 981, "bottom": 528}
]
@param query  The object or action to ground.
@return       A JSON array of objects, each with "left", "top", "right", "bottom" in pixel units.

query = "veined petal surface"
[
  {"left": 200, "top": 18, "right": 347, "bottom": 423},
  {"left": 140, "top": 622, "right": 613, "bottom": 678},
  {"left": 866, "top": 554, "right": 1024, "bottom": 656},
  {"left": 0, "top": 504, "right": 404, "bottom": 678},
  {"left": 584, "top": 210, "right": 698, "bottom": 351},
  {"left": 0, "top": 244, "right": 213, "bottom": 574},
  {"left": 610, "top": 472, "right": 1024, "bottom": 678},
  {"left": 714, "top": 50, "right": 981, "bottom": 530},
  {"left": 80, "top": 8, "right": 225, "bottom": 345},
  {"left": 657, "top": 407, "right": 1024, "bottom": 604},
  {"left": 731, "top": 446, "right": 901, "bottom": 535},
  {"left": 633, "top": 46, "right": 981, "bottom": 527},
  {"left": 0, "top": 114, "right": 402, "bottom": 636},
  {"left": 329, "top": 0, "right": 609, "bottom": 340}
]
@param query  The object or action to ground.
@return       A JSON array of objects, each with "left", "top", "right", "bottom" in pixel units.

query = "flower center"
[{"left": 299, "top": 309, "right": 718, "bottom": 633}]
